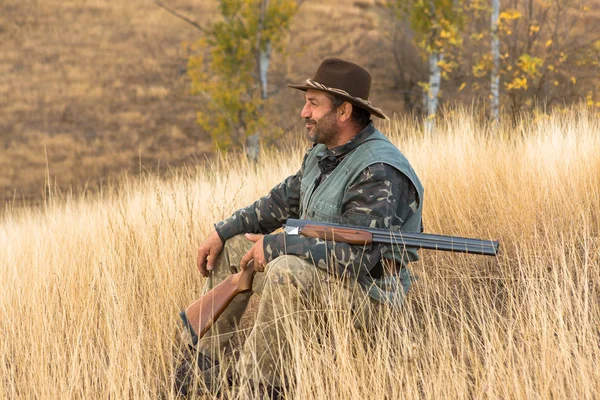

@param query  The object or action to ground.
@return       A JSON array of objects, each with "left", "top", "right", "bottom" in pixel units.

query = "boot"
[{"left": 174, "top": 345, "right": 224, "bottom": 397}]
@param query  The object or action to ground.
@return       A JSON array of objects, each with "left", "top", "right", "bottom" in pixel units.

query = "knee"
[
  {"left": 264, "top": 255, "right": 314, "bottom": 291},
  {"left": 266, "top": 255, "right": 299, "bottom": 278},
  {"left": 208, "top": 234, "right": 249, "bottom": 278},
  {"left": 223, "top": 234, "right": 248, "bottom": 253}
]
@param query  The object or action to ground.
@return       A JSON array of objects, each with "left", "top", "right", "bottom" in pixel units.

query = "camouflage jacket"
[{"left": 215, "top": 123, "right": 419, "bottom": 297}]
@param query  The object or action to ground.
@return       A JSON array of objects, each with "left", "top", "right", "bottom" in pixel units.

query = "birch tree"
[
  {"left": 390, "top": 0, "right": 465, "bottom": 135},
  {"left": 490, "top": 0, "right": 500, "bottom": 125},
  {"left": 465, "top": 0, "right": 600, "bottom": 120},
  {"left": 500, "top": 0, "right": 599, "bottom": 117},
  {"left": 183, "top": 0, "right": 300, "bottom": 159}
]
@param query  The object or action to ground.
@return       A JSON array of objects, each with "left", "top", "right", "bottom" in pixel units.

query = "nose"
[{"left": 301, "top": 102, "right": 311, "bottom": 119}]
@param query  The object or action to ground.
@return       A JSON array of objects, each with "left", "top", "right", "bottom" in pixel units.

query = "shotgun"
[{"left": 180, "top": 219, "right": 500, "bottom": 345}]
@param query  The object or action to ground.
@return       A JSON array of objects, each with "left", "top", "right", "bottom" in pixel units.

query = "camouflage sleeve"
[
  {"left": 262, "top": 163, "right": 418, "bottom": 277},
  {"left": 214, "top": 152, "right": 309, "bottom": 241}
]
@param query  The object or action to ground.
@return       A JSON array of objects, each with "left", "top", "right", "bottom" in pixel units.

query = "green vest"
[{"left": 299, "top": 129, "right": 424, "bottom": 304}]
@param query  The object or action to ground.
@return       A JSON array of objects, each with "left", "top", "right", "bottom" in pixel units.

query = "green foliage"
[
  {"left": 389, "top": 0, "right": 465, "bottom": 55},
  {"left": 388, "top": 0, "right": 600, "bottom": 118},
  {"left": 409, "top": 0, "right": 464, "bottom": 51},
  {"left": 388, "top": 0, "right": 465, "bottom": 100},
  {"left": 464, "top": 0, "right": 600, "bottom": 116},
  {"left": 188, "top": 0, "right": 298, "bottom": 150}
]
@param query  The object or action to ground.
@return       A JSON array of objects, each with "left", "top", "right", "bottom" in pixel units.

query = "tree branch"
[{"left": 152, "top": 0, "right": 205, "bottom": 33}]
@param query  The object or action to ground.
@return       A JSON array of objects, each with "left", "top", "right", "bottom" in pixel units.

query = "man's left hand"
[{"left": 240, "top": 233, "right": 268, "bottom": 272}]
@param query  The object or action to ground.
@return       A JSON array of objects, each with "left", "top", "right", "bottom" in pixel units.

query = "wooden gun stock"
[
  {"left": 300, "top": 225, "right": 373, "bottom": 245},
  {"left": 180, "top": 266, "right": 255, "bottom": 345}
]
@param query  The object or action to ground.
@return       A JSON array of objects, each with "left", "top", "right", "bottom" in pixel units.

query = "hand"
[
  {"left": 240, "top": 233, "right": 267, "bottom": 272},
  {"left": 197, "top": 230, "right": 225, "bottom": 277}
]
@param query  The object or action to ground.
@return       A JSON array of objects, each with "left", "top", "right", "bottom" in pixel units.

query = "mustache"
[{"left": 305, "top": 119, "right": 316, "bottom": 124}]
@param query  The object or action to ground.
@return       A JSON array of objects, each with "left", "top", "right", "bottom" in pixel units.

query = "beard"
[{"left": 305, "top": 108, "right": 338, "bottom": 146}]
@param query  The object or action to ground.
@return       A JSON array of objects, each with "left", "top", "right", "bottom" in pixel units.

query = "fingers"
[
  {"left": 253, "top": 260, "right": 265, "bottom": 272},
  {"left": 197, "top": 247, "right": 208, "bottom": 277},
  {"left": 240, "top": 250, "right": 252, "bottom": 271},
  {"left": 246, "top": 259, "right": 265, "bottom": 272},
  {"left": 240, "top": 249, "right": 267, "bottom": 272},
  {"left": 207, "top": 251, "right": 216, "bottom": 272},
  {"left": 198, "top": 250, "right": 219, "bottom": 277},
  {"left": 197, "top": 231, "right": 225, "bottom": 277},
  {"left": 245, "top": 233, "right": 263, "bottom": 243}
]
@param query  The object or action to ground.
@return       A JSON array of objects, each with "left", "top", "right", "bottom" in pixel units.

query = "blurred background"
[{"left": 1, "top": 0, "right": 598, "bottom": 207}]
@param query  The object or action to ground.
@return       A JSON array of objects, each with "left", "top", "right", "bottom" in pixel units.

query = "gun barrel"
[{"left": 285, "top": 219, "right": 499, "bottom": 256}]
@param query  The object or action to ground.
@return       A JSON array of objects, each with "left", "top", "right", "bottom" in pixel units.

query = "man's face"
[{"left": 301, "top": 89, "right": 340, "bottom": 145}]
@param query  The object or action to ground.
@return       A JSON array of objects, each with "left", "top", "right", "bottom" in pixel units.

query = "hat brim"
[{"left": 288, "top": 83, "right": 388, "bottom": 120}]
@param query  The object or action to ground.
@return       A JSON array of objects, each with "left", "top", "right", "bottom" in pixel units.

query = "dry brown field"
[
  {"left": 1, "top": 108, "right": 599, "bottom": 398},
  {"left": 2, "top": 0, "right": 600, "bottom": 208},
  {"left": 1, "top": 0, "right": 405, "bottom": 207}
]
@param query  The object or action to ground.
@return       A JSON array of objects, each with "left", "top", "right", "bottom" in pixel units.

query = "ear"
[{"left": 339, "top": 102, "right": 353, "bottom": 122}]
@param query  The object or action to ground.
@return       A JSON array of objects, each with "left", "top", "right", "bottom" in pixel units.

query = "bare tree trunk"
[
  {"left": 245, "top": 40, "right": 272, "bottom": 162},
  {"left": 425, "top": 51, "right": 443, "bottom": 135},
  {"left": 258, "top": 41, "right": 272, "bottom": 100},
  {"left": 245, "top": 0, "right": 272, "bottom": 162},
  {"left": 490, "top": 0, "right": 501, "bottom": 126}
]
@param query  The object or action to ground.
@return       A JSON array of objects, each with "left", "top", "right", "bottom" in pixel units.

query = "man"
[{"left": 177, "top": 58, "right": 424, "bottom": 397}]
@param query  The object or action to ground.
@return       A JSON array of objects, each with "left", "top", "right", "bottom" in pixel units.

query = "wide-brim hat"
[{"left": 288, "top": 58, "right": 388, "bottom": 120}]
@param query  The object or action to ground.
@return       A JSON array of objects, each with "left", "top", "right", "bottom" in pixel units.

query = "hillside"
[
  {"left": 1, "top": 0, "right": 598, "bottom": 207},
  {"left": 0, "top": 0, "right": 399, "bottom": 207}
]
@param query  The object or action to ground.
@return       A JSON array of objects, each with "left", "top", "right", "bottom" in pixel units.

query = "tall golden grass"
[{"left": 1, "top": 107, "right": 599, "bottom": 398}]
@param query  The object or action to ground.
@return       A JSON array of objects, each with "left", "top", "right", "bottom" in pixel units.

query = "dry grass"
[{"left": 1, "top": 107, "right": 599, "bottom": 398}]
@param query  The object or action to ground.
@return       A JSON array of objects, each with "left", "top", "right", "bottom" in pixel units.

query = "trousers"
[{"left": 195, "top": 234, "right": 384, "bottom": 388}]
